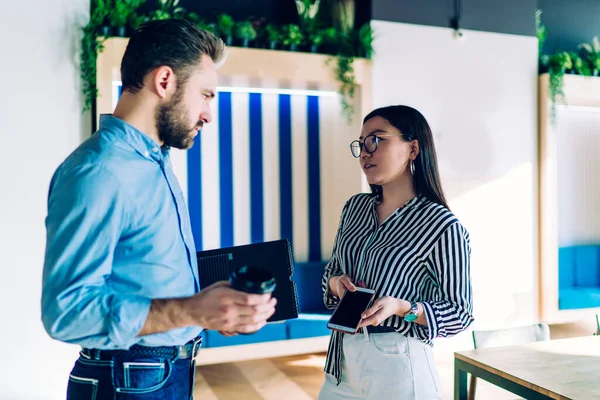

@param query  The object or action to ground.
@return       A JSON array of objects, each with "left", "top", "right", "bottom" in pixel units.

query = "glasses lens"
[
  {"left": 350, "top": 142, "right": 361, "bottom": 158},
  {"left": 365, "top": 136, "right": 378, "bottom": 153}
]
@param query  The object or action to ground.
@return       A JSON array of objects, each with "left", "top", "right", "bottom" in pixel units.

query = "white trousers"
[{"left": 318, "top": 332, "right": 442, "bottom": 400}]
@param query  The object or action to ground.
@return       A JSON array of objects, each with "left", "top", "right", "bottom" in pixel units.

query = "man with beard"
[{"left": 41, "top": 19, "right": 276, "bottom": 399}]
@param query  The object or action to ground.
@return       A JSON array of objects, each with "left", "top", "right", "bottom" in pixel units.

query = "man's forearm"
[{"left": 137, "top": 297, "right": 191, "bottom": 336}]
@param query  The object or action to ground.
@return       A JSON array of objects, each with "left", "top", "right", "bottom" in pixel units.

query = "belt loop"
[
  {"left": 363, "top": 326, "right": 370, "bottom": 343},
  {"left": 93, "top": 349, "right": 100, "bottom": 361},
  {"left": 171, "top": 346, "right": 181, "bottom": 363}
]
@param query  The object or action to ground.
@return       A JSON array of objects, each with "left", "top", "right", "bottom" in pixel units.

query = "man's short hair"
[{"left": 120, "top": 19, "right": 226, "bottom": 93}]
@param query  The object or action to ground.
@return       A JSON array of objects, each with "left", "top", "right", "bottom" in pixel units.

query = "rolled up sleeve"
[
  {"left": 421, "top": 222, "right": 474, "bottom": 341},
  {"left": 322, "top": 201, "right": 349, "bottom": 309},
  {"left": 41, "top": 163, "right": 151, "bottom": 349}
]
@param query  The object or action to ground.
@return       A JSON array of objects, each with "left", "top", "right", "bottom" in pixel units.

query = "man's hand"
[
  {"left": 138, "top": 281, "right": 276, "bottom": 337},
  {"left": 328, "top": 274, "right": 356, "bottom": 298},
  {"left": 182, "top": 281, "right": 277, "bottom": 334}
]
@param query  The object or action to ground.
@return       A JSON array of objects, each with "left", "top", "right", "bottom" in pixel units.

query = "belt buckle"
[
  {"left": 178, "top": 345, "right": 189, "bottom": 359},
  {"left": 178, "top": 337, "right": 202, "bottom": 360}
]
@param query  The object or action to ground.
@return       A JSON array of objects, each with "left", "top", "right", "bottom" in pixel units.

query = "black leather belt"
[
  {"left": 360, "top": 326, "right": 397, "bottom": 334},
  {"left": 81, "top": 336, "right": 202, "bottom": 361}
]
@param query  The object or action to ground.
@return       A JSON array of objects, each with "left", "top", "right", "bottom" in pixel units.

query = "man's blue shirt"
[{"left": 42, "top": 115, "right": 201, "bottom": 349}]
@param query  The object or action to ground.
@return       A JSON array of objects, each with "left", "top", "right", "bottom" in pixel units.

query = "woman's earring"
[{"left": 410, "top": 160, "right": 415, "bottom": 175}]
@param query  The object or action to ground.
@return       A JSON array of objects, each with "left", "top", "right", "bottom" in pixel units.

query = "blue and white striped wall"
[{"left": 114, "top": 83, "right": 362, "bottom": 262}]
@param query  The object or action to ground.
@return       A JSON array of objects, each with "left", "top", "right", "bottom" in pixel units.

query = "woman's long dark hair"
[{"left": 363, "top": 105, "right": 450, "bottom": 210}]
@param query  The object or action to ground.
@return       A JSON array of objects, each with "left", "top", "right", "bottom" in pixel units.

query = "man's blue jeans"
[{"left": 66, "top": 349, "right": 196, "bottom": 399}]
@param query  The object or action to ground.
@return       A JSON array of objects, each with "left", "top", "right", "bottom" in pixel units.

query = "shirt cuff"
[
  {"left": 420, "top": 301, "right": 442, "bottom": 341},
  {"left": 108, "top": 294, "right": 152, "bottom": 349},
  {"left": 324, "top": 277, "right": 340, "bottom": 309}
]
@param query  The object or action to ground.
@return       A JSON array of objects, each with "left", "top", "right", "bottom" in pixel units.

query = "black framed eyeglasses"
[{"left": 349, "top": 134, "right": 404, "bottom": 158}]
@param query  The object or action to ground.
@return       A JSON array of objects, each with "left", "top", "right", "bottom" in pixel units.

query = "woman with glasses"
[{"left": 318, "top": 105, "right": 474, "bottom": 399}]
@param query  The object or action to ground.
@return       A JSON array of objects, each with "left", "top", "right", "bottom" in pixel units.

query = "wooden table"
[{"left": 454, "top": 335, "right": 600, "bottom": 400}]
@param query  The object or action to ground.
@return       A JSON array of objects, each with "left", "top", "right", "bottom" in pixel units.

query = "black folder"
[{"left": 196, "top": 239, "right": 299, "bottom": 322}]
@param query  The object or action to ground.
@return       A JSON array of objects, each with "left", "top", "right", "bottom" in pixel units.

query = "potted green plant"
[
  {"left": 295, "top": 0, "right": 321, "bottom": 31},
  {"left": 186, "top": 12, "right": 200, "bottom": 23},
  {"left": 569, "top": 52, "right": 592, "bottom": 76},
  {"left": 111, "top": 0, "right": 147, "bottom": 37},
  {"left": 320, "top": 27, "right": 338, "bottom": 54},
  {"left": 197, "top": 20, "right": 216, "bottom": 35},
  {"left": 109, "top": 0, "right": 129, "bottom": 37},
  {"left": 235, "top": 21, "right": 257, "bottom": 48},
  {"left": 579, "top": 37, "right": 600, "bottom": 76},
  {"left": 265, "top": 24, "right": 281, "bottom": 50},
  {"left": 217, "top": 14, "right": 235, "bottom": 46},
  {"left": 148, "top": 0, "right": 185, "bottom": 21},
  {"left": 92, "top": 0, "right": 112, "bottom": 37},
  {"left": 308, "top": 30, "right": 324, "bottom": 53},
  {"left": 283, "top": 24, "right": 304, "bottom": 51},
  {"left": 358, "top": 23, "right": 374, "bottom": 59},
  {"left": 331, "top": 0, "right": 354, "bottom": 34}
]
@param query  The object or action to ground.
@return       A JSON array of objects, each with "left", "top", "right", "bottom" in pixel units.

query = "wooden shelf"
[
  {"left": 96, "top": 37, "right": 372, "bottom": 127},
  {"left": 538, "top": 73, "right": 600, "bottom": 324}
]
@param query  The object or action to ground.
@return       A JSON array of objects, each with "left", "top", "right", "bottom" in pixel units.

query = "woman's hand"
[
  {"left": 359, "top": 296, "right": 411, "bottom": 327},
  {"left": 328, "top": 274, "right": 357, "bottom": 298}
]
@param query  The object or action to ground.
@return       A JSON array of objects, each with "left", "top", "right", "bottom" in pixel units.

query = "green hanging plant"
[
  {"left": 79, "top": 0, "right": 111, "bottom": 113},
  {"left": 546, "top": 52, "right": 572, "bottom": 122},
  {"left": 327, "top": 55, "right": 356, "bottom": 124},
  {"left": 535, "top": 9, "right": 547, "bottom": 56}
]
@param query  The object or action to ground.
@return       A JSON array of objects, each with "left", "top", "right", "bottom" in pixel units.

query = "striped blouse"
[{"left": 321, "top": 193, "right": 474, "bottom": 383}]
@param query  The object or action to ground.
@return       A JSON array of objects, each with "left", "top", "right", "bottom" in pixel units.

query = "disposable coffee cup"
[
  {"left": 229, "top": 265, "right": 276, "bottom": 335},
  {"left": 229, "top": 265, "right": 276, "bottom": 295}
]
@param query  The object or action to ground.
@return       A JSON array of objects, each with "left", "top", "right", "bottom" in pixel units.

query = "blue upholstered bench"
[
  {"left": 559, "top": 245, "right": 600, "bottom": 310},
  {"left": 202, "top": 261, "right": 332, "bottom": 349}
]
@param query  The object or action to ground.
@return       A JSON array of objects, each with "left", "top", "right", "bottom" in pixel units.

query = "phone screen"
[{"left": 328, "top": 290, "right": 374, "bottom": 330}]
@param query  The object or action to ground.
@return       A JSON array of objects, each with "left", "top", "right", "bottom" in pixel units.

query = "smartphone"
[{"left": 327, "top": 287, "right": 376, "bottom": 334}]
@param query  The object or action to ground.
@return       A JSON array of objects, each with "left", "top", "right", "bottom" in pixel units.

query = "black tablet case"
[{"left": 196, "top": 239, "right": 299, "bottom": 322}]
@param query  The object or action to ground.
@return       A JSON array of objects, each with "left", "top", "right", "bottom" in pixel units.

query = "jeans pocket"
[
  {"left": 370, "top": 333, "right": 409, "bottom": 356},
  {"left": 67, "top": 374, "right": 99, "bottom": 400},
  {"left": 114, "top": 358, "right": 171, "bottom": 394},
  {"left": 423, "top": 347, "right": 441, "bottom": 394}
]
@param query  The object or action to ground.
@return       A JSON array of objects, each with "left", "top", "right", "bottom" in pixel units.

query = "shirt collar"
[
  {"left": 99, "top": 114, "right": 168, "bottom": 163},
  {"left": 370, "top": 192, "right": 423, "bottom": 209}
]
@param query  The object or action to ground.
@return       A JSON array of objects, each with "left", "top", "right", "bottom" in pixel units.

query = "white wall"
[
  {"left": 371, "top": 21, "right": 539, "bottom": 329},
  {"left": 0, "top": 0, "right": 89, "bottom": 398}
]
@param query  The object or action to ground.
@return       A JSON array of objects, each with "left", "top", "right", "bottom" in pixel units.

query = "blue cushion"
[
  {"left": 559, "top": 288, "right": 600, "bottom": 310},
  {"left": 558, "top": 245, "right": 600, "bottom": 310},
  {"left": 558, "top": 247, "right": 575, "bottom": 290},
  {"left": 574, "top": 246, "right": 600, "bottom": 287},
  {"left": 204, "top": 323, "right": 287, "bottom": 348},
  {"left": 293, "top": 261, "right": 333, "bottom": 315},
  {"left": 287, "top": 313, "right": 331, "bottom": 339}
]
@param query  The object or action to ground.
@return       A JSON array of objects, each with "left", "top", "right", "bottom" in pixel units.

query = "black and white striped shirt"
[{"left": 321, "top": 193, "right": 474, "bottom": 383}]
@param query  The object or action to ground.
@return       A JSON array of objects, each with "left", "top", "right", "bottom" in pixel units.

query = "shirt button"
[
  {"left": 183, "top": 234, "right": 187, "bottom": 240},
  {"left": 144, "top": 151, "right": 150, "bottom": 158},
  {"left": 152, "top": 147, "right": 159, "bottom": 153}
]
